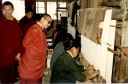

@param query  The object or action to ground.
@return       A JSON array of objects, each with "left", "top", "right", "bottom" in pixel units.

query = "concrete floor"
[{"left": 42, "top": 68, "right": 51, "bottom": 84}]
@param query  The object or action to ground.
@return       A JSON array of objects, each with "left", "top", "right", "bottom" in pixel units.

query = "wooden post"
[
  {"left": 56, "top": 0, "right": 59, "bottom": 24},
  {"left": 45, "top": 0, "right": 47, "bottom": 13},
  {"left": 80, "top": 0, "right": 88, "bottom": 8}
]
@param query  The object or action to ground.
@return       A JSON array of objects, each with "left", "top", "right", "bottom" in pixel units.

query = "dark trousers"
[{"left": 0, "top": 61, "right": 19, "bottom": 84}]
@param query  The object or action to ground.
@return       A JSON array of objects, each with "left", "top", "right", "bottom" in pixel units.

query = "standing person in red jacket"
[
  {"left": 19, "top": 8, "right": 35, "bottom": 39},
  {"left": 18, "top": 14, "right": 52, "bottom": 84},
  {"left": 0, "top": 1, "right": 22, "bottom": 84}
]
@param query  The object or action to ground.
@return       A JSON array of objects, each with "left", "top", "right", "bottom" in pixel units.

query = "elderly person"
[{"left": 18, "top": 14, "right": 52, "bottom": 84}]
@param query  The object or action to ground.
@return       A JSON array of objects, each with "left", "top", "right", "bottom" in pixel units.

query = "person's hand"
[
  {"left": 79, "top": 52, "right": 84, "bottom": 58},
  {"left": 87, "top": 64, "right": 94, "bottom": 69},
  {"left": 87, "top": 70, "right": 100, "bottom": 80},
  {"left": 15, "top": 53, "right": 21, "bottom": 61}
]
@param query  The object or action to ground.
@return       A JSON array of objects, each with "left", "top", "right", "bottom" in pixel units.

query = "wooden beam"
[
  {"left": 100, "top": 2, "right": 121, "bottom": 8},
  {"left": 107, "top": 47, "right": 121, "bottom": 56}
]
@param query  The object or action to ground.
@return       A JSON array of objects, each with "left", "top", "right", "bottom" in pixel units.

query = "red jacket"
[{"left": 19, "top": 24, "right": 47, "bottom": 79}]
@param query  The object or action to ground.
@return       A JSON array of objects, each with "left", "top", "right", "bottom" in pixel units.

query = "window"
[
  {"left": 58, "top": 2, "right": 66, "bottom": 8},
  {"left": 47, "top": 2, "right": 56, "bottom": 19},
  {"left": 35, "top": 1, "right": 67, "bottom": 20},
  {"left": 2, "top": 0, "right": 25, "bottom": 20},
  {"left": 57, "top": 2, "right": 67, "bottom": 20},
  {"left": 36, "top": 2, "right": 45, "bottom": 14}
]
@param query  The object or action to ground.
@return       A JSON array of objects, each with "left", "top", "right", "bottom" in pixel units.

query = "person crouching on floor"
[{"left": 50, "top": 35, "right": 99, "bottom": 83}]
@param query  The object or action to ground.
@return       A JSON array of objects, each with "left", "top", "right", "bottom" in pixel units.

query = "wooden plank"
[
  {"left": 77, "top": 9, "right": 87, "bottom": 33},
  {"left": 81, "top": 9, "right": 116, "bottom": 83},
  {"left": 121, "top": 22, "right": 128, "bottom": 47},
  {"left": 91, "top": 8, "right": 106, "bottom": 43},
  {"left": 106, "top": 20, "right": 116, "bottom": 82},
  {"left": 77, "top": 8, "right": 106, "bottom": 43},
  {"left": 80, "top": 0, "right": 88, "bottom": 8},
  {"left": 100, "top": 2, "right": 120, "bottom": 7}
]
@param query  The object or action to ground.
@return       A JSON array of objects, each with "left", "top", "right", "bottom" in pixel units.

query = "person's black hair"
[
  {"left": 25, "top": 8, "right": 33, "bottom": 13},
  {"left": 56, "top": 24, "right": 63, "bottom": 31},
  {"left": 63, "top": 33, "right": 74, "bottom": 50},
  {"left": 53, "top": 30, "right": 67, "bottom": 49},
  {"left": 73, "top": 35, "right": 81, "bottom": 50},
  {"left": 2, "top": 1, "right": 14, "bottom": 9},
  {"left": 63, "top": 34, "right": 81, "bottom": 51}
]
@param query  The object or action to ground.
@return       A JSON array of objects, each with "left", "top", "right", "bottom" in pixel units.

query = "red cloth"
[
  {"left": 19, "top": 16, "right": 35, "bottom": 39},
  {"left": 0, "top": 16, "right": 22, "bottom": 67},
  {"left": 19, "top": 24, "right": 47, "bottom": 80}
]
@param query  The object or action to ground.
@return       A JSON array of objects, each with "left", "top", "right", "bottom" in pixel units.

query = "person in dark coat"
[
  {"left": 19, "top": 8, "right": 35, "bottom": 39},
  {"left": 50, "top": 35, "right": 100, "bottom": 83},
  {"left": 50, "top": 33, "right": 72, "bottom": 70},
  {"left": 50, "top": 35, "right": 86, "bottom": 83}
]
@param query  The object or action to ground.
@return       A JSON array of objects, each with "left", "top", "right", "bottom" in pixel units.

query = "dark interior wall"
[
  {"left": 67, "top": 0, "right": 74, "bottom": 3},
  {"left": 0, "top": 0, "right": 2, "bottom": 16},
  {"left": 25, "top": 0, "right": 36, "bottom": 12}
]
